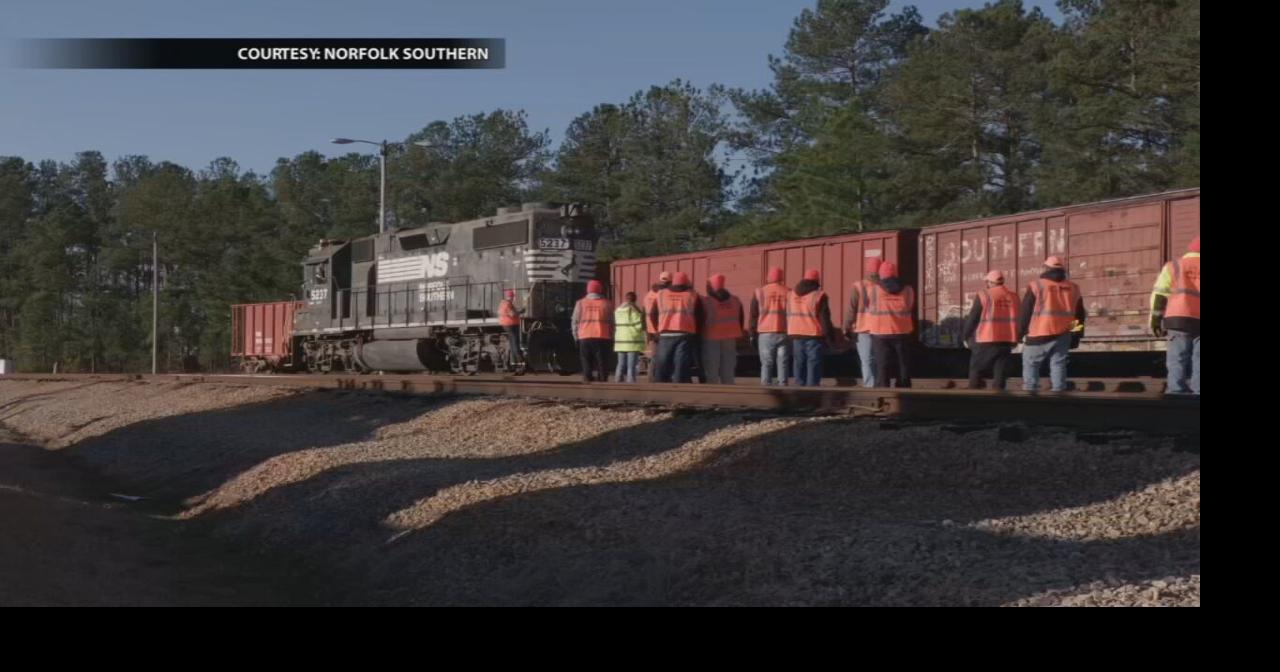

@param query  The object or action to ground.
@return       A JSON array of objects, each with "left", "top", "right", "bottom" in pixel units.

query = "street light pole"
[
  {"left": 332, "top": 138, "right": 448, "bottom": 234},
  {"left": 332, "top": 137, "right": 391, "bottom": 234},
  {"left": 378, "top": 140, "right": 387, "bottom": 234}
]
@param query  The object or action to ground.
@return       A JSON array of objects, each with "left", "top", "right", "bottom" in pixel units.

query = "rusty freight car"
[{"left": 918, "top": 189, "right": 1200, "bottom": 353}]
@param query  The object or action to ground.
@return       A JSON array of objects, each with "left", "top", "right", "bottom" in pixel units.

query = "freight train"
[{"left": 233, "top": 189, "right": 1200, "bottom": 376}]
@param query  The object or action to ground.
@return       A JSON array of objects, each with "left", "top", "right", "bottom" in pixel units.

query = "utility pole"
[{"left": 152, "top": 230, "right": 158, "bottom": 375}]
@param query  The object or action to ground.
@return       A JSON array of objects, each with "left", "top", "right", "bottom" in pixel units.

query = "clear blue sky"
[{"left": 1, "top": 0, "right": 1060, "bottom": 175}]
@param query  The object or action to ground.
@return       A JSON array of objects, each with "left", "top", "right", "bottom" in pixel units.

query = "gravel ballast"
[{"left": 0, "top": 379, "right": 1200, "bottom": 606}]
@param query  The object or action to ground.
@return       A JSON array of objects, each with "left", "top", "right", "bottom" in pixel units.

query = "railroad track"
[{"left": 2, "top": 372, "right": 1199, "bottom": 434}]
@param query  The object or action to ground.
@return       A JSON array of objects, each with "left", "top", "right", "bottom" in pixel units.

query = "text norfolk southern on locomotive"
[{"left": 293, "top": 202, "right": 596, "bottom": 374}]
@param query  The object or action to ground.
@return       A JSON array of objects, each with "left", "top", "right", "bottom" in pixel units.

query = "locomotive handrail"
[
  {"left": 324, "top": 280, "right": 534, "bottom": 330},
  {"left": 308, "top": 275, "right": 592, "bottom": 339}
]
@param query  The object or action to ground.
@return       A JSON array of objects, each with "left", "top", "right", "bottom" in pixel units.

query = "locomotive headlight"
[{"left": 561, "top": 224, "right": 581, "bottom": 238}]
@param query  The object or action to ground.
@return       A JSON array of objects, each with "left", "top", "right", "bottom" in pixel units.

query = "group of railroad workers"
[{"left": 496, "top": 236, "right": 1198, "bottom": 395}]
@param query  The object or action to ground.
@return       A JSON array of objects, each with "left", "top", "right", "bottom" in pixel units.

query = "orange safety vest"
[
  {"left": 1027, "top": 279, "right": 1080, "bottom": 338},
  {"left": 576, "top": 297, "right": 614, "bottom": 340},
  {"left": 975, "top": 285, "right": 1018, "bottom": 343},
  {"left": 867, "top": 285, "right": 915, "bottom": 336},
  {"left": 703, "top": 294, "right": 743, "bottom": 340},
  {"left": 786, "top": 290, "right": 825, "bottom": 337},
  {"left": 754, "top": 283, "right": 789, "bottom": 333},
  {"left": 657, "top": 289, "right": 698, "bottom": 334},
  {"left": 498, "top": 299, "right": 520, "bottom": 327},
  {"left": 1165, "top": 256, "right": 1200, "bottom": 319},
  {"left": 643, "top": 289, "right": 661, "bottom": 334},
  {"left": 853, "top": 279, "right": 875, "bottom": 333}
]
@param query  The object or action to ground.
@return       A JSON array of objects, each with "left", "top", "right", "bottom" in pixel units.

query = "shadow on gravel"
[
  {"left": 61, "top": 389, "right": 444, "bottom": 505},
  {"left": 180, "top": 407, "right": 1198, "bottom": 606},
  {"left": 0, "top": 438, "right": 317, "bottom": 606},
  {"left": 19, "top": 382, "right": 1199, "bottom": 606},
  {"left": 345, "top": 420, "right": 1198, "bottom": 606}
]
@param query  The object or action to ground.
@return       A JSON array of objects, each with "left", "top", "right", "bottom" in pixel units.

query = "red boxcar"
[
  {"left": 918, "top": 188, "right": 1200, "bottom": 351},
  {"left": 610, "top": 229, "right": 917, "bottom": 335},
  {"left": 231, "top": 301, "right": 302, "bottom": 372}
]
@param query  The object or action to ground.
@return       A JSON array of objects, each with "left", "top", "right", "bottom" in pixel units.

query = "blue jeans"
[
  {"left": 857, "top": 332, "right": 876, "bottom": 387},
  {"left": 654, "top": 334, "right": 694, "bottom": 383},
  {"left": 615, "top": 351, "right": 640, "bottom": 383},
  {"left": 792, "top": 338, "right": 823, "bottom": 387},
  {"left": 1166, "top": 331, "right": 1200, "bottom": 395},
  {"left": 757, "top": 332, "right": 789, "bottom": 385},
  {"left": 1022, "top": 332, "right": 1071, "bottom": 391}
]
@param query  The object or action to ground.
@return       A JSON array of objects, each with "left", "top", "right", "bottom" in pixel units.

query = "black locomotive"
[{"left": 293, "top": 202, "right": 596, "bottom": 374}]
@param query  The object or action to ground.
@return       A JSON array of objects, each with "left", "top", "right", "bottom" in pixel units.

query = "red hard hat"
[
  {"left": 1189, "top": 236, "right": 1200, "bottom": 253},
  {"left": 1044, "top": 255, "right": 1065, "bottom": 269},
  {"left": 586, "top": 280, "right": 603, "bottom": 295},
  {"left": 673, "top": 271, "right": 690, "bottom": 286},
  {"left": 879, "top": 262, "right": 898, "bottom": 279},
  {"left": 803, "top": 269, "right": 820, "bottom": 282},
  {"left": 866, "top": 257, "right": 882, "bottom": 274},
  {"left": 709, "top": 274, "right": 726, "bottom": 291},
  {"left": 984, "top": 270, "right": 1004, "bottom": 283},
  {"left": 767, "top": 267, "right": 784, "bottom": 283},
  {"left": 504, "top": 289, "right": 515, "bottom": 298}
]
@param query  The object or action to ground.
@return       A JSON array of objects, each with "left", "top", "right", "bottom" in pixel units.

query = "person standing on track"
[
  {"left": 613, "top": 291, "right": 646, "bottom": 383},
  {"left": 748, "top": 267, "right": 790, "bottom": 386},
  {"left": 572, "top": 280, "right": 614, "bottom": 383},
  {"left": 497, "top": 289, "right": 523, "bottom": 370},
  {"left": 1150, "top": 236, "right": 1200, "bottom": 395},
  {"left": 963, "top": 270, "right": 1019, "bottom": 390},
  {"left": 643, "top": 271, "right": 672, "bottom": 382},
  {"left": 843, "top": 257, "right": 881, "bottom": 387},
  {"left": 1018, "top": 256, "right": 1086, "bottom": 392},
  {"left": 700, "top": 274, "right": 744, "bottom": 384},
  {"left": 787, "top": 269, "right": 834, "bottom": 387},
  {"left": 868, "top": 262, "right": 915, "bottom": 388},
  {"left": 649, "top": 271, "right": 703, "bottom": 383}
]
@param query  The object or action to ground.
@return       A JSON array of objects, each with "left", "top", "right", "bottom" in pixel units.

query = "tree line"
[{"left": 0, "top": 0, "right": 1198, "bottom": 372}]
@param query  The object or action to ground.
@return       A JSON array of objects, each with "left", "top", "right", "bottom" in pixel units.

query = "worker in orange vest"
[
  {"left": 1018, "top": 256, "right": 1086, "bottom": 392},
  {"left": 962, "top": 270, "right": 1019, "bottom": 390},
  {"left": 700, "top": 273, "right": 744, "bottom": 384},
  {"left": 1150, "top": 235, "right": 1199, "bottom": 395},
  {"left": 572, "top": 279, "right": 614, "bottom": 383},
  {"left": 867, "top": 262, "right": 915, "bottom": 387},
  {"left": 643, "top": 270, "right": 673, "bottom": 382},
  {"left": 498, "top": 288, "right": 523, "bottom": 370},
  {"left": 843, "top": 257, "right": 881, "bottom": 387},
  {"left": 787, "top": 269, "right": 835, "bottom": 387},
  {"left": 648, "top": 271, "right": 703, "bottom": 383},
  {"left": 748, "top": 267, "right": 790, "bottom": 385}
]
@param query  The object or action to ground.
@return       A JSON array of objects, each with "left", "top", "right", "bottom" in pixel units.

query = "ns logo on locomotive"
[{"left": 293, "top": 202, "right": 596, "bottom": 375}]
